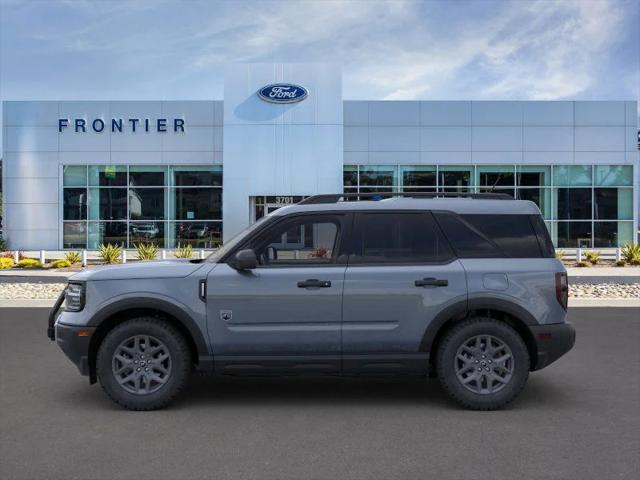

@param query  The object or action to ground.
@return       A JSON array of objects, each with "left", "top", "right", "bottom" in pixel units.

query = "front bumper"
[
  {"left": 530, "top": 321, "right": 576, "bottom": 370},
  {"left": 54, "top": 322, "right": 95, "bottom": 376}
]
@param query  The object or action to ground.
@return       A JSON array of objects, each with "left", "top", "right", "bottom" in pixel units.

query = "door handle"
[
  {"left": 415, "top": 278, "right": 448, "bottom": 287},
  {"left": 297, "top": 279, "right": 332, "bottom": 288}
]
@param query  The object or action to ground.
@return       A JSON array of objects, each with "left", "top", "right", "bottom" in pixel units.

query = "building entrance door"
[{"left": 251, "top": 196, "right": 308, "bottom": 250}]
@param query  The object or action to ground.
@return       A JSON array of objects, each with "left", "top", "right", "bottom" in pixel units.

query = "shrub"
[
  {"left": 615, "top": 259, "right": 627, "bottom": 267},
  {"left": 174, "top": 244, "right": 193, "bottom": 259},
  {"left": 554, "top": 250, "right": 565, "bottom": 261},
  {"left": 65, "top": 251, "right": 81, "bottom": 264},
  {"left": 576, "top": 261, "right": 590, "bottom": 268},
  {"left": 0, "top": 251, "right": 26, "bottom": 260},
  {"left": 0, "top": 257, "right": 15, "bottom": 269},
  {"left": 621, "top": 243, "right": 640, "bottom": 266},
  {"left": 17, "top": 258, "right": 43, "bottom": 269},
  {"left": 135, "top": 243, "right": 158, "bottom": 261},
  {"left": 99, "top": 243, "right": 122, "bottom": 264},
  {"left": 583, "top": 250, "right": 600, "bottom": 265},
  {"left": 50, "top": 259, "right": 71, "bottom": 269}
]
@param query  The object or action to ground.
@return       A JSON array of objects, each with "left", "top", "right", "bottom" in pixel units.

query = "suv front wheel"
[
  {"left": 436, "top": 317, "right": 530, "bottom": 410},
  {"left": 96, "top": 317, "right": 191, "bottom": 410}
]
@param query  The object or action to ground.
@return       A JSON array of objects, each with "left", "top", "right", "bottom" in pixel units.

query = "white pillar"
[
  {"left": 616, "top": 248, "right": 622, "bottom": 261},
  {"left": 121, "top": 249, "right": 127, "bottom": 264},
  {"left": 81, "top": 250, "right": 88, "bottom": 267},
  {"left": 161, "top": 249, "right": 167, "bottom": 260},
  {"left": 14, "top": 250, "right": 19, "bottom": 263},
  {"left": 199, "top": 249, "right": 205, "bottom": 260},
  {"left": 39, "top": 250, "right": 46, "bottom": 264},
  {"left": 576, "top": 248, "right": 582, "bottom": 262}
]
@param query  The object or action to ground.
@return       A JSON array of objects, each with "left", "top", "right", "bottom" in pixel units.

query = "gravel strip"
[
  {"left": 0, "top": 281, "right": 638, "bottom": 300},
  {"left": 0, "top": 282, "right": 66, "bottom": 299}
]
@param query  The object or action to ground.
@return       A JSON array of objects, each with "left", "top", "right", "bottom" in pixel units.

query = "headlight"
[{"left": 65, "top": 283, "right": 85, "bottom": 312}]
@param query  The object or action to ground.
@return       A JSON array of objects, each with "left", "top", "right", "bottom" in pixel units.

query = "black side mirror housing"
[{"left": 231, "top": 249, "right": 258, "bottom": 270}]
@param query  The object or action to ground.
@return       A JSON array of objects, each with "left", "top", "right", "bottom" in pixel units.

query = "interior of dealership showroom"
[{"left": 2, "top": 65, "right": 638, "bottom": 251}]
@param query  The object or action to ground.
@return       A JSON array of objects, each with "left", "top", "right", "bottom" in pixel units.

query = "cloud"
[{"left": 0, "top": 0, "right": 636, "bottom": 102}]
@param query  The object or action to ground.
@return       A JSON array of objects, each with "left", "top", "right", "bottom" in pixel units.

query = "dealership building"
[{"left": 2, "top": 63, "right": 638, "bottom": 250}]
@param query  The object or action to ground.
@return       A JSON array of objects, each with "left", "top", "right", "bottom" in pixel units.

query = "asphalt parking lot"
[{"left": 1, "top": 307, "right": 638, "bottom": 480}]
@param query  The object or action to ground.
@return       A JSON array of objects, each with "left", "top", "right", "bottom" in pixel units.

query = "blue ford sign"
[{"left": 258, "top": 83, "right": 308, "bottom": 104}]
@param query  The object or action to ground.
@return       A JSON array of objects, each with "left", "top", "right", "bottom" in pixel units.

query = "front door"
[
  {"left": 341, "top": 212, "right": 467, "bottom": 373},
  {"left": 206, "top": 213, "right": 349, "bottom": 374}
]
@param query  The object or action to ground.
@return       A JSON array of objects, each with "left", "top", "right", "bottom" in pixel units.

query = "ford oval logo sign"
[{"left": 258, "top": 84, "right": 308, "bottom": 104}]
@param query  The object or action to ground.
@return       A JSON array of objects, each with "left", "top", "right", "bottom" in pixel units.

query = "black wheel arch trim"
[
  {"left": 86, "top": 296, "right": 211, "bottom": 369},
  {"left": 420, "top": 297, "right": 538, "bottom": 353}
]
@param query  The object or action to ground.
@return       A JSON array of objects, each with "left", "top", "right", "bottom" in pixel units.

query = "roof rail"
[{"left": 298, "top": 191, "right": 513, "bottom": 205}]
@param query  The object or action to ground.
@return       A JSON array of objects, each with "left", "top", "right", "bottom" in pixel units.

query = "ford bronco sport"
[{"left": 49, "top": 193, "right": 575, "bottom": 411}]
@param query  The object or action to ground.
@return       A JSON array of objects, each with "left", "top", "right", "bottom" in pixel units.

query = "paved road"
[{"left": 1, "top": 308, "right": 638, "bottom": 480}]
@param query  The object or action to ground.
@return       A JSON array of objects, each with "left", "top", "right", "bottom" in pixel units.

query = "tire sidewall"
[
  {"left": 97, "top": 318, "right": 190, "bottom": 410},
  {"left": 438, "top": 318, "right": 530, "bottom": 410}
]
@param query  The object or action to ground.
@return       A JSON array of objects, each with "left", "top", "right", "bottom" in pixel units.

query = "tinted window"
[
  {"left": 529, "top": 215, "right": 555, "bottom": 258},
  {"left": 434, "top": 212, "right": 502, "bottom": 258},
  {"left": 252, "top": 216, "right": 341, "bottom": 266},
  {"left": 462, "top": 214, "right": 542, "bottom": 258},
  {"left": 351, "top": 213, "right": 453, "bottom": 264}
]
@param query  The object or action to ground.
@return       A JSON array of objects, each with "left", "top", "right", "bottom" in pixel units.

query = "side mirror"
[{"left": 231, "top": 249, "right": 258, "bottom": 271}]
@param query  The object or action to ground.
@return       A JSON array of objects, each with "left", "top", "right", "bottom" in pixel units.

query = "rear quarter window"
[{"left": 434, "top": 212, "right": 545, "bottom": 258}]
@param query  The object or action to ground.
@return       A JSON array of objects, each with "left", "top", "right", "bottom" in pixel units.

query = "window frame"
[
  {"left": 348, "top": 210, "right": 456, "bottom": 266},
  {"left": 225, "top": 212, "right": 352, "bottom": 268}
]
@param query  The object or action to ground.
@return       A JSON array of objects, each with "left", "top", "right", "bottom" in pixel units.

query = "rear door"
[{"left": 341, "top": 211, "right": 467, "bottom": 373}]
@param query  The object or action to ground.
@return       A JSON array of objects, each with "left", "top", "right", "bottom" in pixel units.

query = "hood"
[{"left": 69, "top": 259, "right": 205, "bottom": 282}]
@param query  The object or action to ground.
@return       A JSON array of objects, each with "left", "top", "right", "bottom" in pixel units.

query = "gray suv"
[{"left": 49, "top": 193, "right": 575, "bottom": 411}]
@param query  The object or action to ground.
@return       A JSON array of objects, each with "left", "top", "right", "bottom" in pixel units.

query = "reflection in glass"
[
  {"left": 477, "top": 165, "right": 515, "bottom": 188},
  {"left": 553, "top": 165, "right": 591, "bottom": 186},
  {"left": 129, "top": 166, "right": 165, "bottom": 186},
  {"left": 438, "top": 166, "right": 472, "bottom": 190},
  {"left": 173, "top": 188, "right": 222, "bottom": 220},
  {"left": 89, "top": 165, "right": 127, "bottom": 186},
  {"left": 63, "top": 188, "right": 87, "bottom": 220},
  {"left": 517, "top": 188, "right": 551, "bottom": 219},
  {"left": 88, "top": 222, "right": 128, "bottom": 249},
  {"left": 130, "top": 222, "right": 165, "bottom": 247},
  {"left": 359, "top": 166, "right": 397, "bottom": 187},
  {"left": 172, "top": 166, "right": 222, "bottom": 186},
  {"left": 171, "top": 222, "right": 222, "bottom": 248},
  {"left": 595, "top": 165, "right": 633, "bottom": 186},
  {"left": 63, "top": 222, "right": 87, "bottom": 248},
  {"left": 556, "top": 188, "right": 591, "bottom": 220},
  {"left": 556, "top": 222, "right": 592, "bottom": 248},
  {"left": 401, "top": 166, "right": 436, "bottom": 191},
  {"left": 595, "top": 188, "right": 633, "bottom": 220},
  {"left": 343, "top": 166, "right": 358, "bottom": 187},
  {"left": 88, "top": 188, "right": 128, "bottom": 220},
  {"left": 63, "top": 166, "right": 87, "bottom": 187},
  {"left": 129, "top": 188, "right": 165, "bottom": 220},
  {"left": 517, "top": 166, "right": 550, "bottom": 186}
]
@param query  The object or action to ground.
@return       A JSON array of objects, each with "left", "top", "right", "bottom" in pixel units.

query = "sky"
[{"left": 0, "top": 0, "right": 638, "bottom": 146}]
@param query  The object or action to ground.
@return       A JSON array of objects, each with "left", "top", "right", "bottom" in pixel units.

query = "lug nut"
[{"left": 136, "top": 368, "right": 141, "bottom": 372}]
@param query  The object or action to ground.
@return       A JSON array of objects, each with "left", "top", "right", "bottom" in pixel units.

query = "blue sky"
[{"left": 0, "top": 0, "right": 638, "bottom": 146}]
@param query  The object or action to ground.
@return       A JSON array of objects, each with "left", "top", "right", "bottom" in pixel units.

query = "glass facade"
[
  {"left": 343, "top": 164, "right": 634, "bottom": 248},
  {"left": 62, "top": 165, "right": 222, "bottom": 249}
]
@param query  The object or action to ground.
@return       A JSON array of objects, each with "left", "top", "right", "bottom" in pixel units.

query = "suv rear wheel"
[
  {"left": 436, "top": 317, "right": 529, "bottom": 410},
  {"left": 96, "top": 317, "right": 191, "bottom": 410}
]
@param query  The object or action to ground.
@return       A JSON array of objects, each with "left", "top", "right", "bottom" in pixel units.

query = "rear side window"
[
  {"left": 462, "top": 214, "right": 542, "bottom": 258},
  {"left": 434, "top": 212, "right": 503, "bottom": 258},
  {"left": 351, "top": 212, "right": 454, "bottom": 264},
  {"left": 435, "top": 212, "right": 544, "bottom": 258},
  {"left": 529, "top": 215, "right": 555, "bottom": 258}
]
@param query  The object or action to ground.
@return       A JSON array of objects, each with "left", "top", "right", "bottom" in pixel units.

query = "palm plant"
[{"left": 99, "top": 243, "right": 122, "bottom": 264}]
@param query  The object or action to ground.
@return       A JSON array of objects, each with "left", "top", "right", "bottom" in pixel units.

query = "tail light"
[{"left": 555, "top": 272, "right": 568, "bottom": 311}]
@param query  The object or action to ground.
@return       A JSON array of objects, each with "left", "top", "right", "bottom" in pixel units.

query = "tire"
[
  {"left": 436, "top": 317, "right": 529, "bottom": 410},
  {"left": 96, "top": 317, "right": 191, "bottom": 411}
]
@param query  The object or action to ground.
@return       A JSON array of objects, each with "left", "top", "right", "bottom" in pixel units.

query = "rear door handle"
[
  {"left": 297, "top": 279, "right": 332, "bottom": 288},
  {"left": 415, "top": 278, "right": 448, "bottom": 287}
]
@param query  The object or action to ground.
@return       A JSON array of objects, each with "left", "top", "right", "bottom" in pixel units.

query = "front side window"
[
  {"left": 251, "top": 216, "right": 341, "bottom": 266},
  {"left": 351, "top": 213, "right": 454, "bottom": 264}
]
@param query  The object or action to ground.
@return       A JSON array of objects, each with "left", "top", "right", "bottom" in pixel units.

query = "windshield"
[{"left": 206, "top": 216, "right": 270, "bottom": 263}]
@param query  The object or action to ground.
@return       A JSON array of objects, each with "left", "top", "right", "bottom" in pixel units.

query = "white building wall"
[
  {"left": 222, "top": 63, "right": 343, "bottom": 241},
  {"left": 2, "top": 100, "right": 222, "bottom": 249}
]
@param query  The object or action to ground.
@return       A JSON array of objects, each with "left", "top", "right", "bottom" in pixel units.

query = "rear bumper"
[
  {"left": 55, "top": 322, "right": 95, "bottom": 376},
  {"left": 530, "top": 321, "right": 576, "bottom": 371}
]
